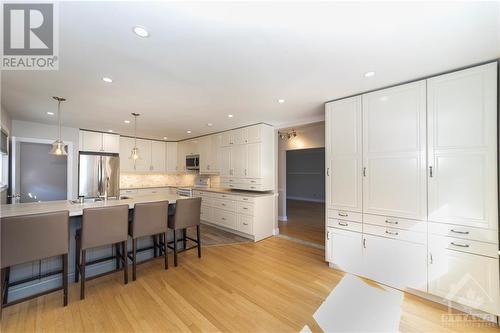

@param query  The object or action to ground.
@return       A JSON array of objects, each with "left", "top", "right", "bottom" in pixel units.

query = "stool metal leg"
[
  {"left": 183, "top": 229, "right": 187, "bottom": 250},
  {"left": 63, "top": 254, "right": 68, "bottom": 306},
  {"left": 2, "top": 267, "right": 10, "bottom": 305},
  {"left": 75, "top": 233, "right": 81, "bottom": 283},
  {"left": 115, "top": 243, "right": 120, "bottom": 269},
  {"left": 122, "top": 241, "right": 128, "bottom": 284},
  {"left": 132, "top": 238, "right": 137, "bottom": 281},
  {"left": 80, "top": 249, "right": 86, "bottom": 300},
  {"left": 197, "top": 225, "right": 201, "bottom": 258},
  {"left": 163, "top": 232, "right": 168, "bottom": 270},
  {"left": 173, "top": 229, "right": 178, "bottom": 267}
]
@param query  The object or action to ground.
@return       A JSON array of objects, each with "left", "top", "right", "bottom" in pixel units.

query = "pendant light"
[
  {"left": 49, "top": 96, "right": 68, "bottom": 156},
  {"left": 129, "top": 113, "right": 141, "bottom": 162}
]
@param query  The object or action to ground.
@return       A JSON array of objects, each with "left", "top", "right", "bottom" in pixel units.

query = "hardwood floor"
[
  {"left": 279, "top": 199, "right": 325, "bottom": 245},
  {"left": 1, "top": 237, "right": 499, "bottom": 333}
]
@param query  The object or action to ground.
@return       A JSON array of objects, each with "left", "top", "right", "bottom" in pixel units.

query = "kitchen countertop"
[
  {"left": 120, "top": 185, "right": 192, "bottom": 190},
  {"left": 191, "top": 187, "right": 277, "bottom": 197},
  {"left": 0, "top": 193, "right": 183, "bottom": 218}
]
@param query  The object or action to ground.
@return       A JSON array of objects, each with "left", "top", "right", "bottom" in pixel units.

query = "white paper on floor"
[
  {"left": 300, "top": 325, "right": 313, "bottom": 333},
  {"left": 313, "top": 274, "right": 404, "bottom": 333}
]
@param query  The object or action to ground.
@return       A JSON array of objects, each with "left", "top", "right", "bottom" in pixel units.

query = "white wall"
[
  {"left": 11, "top": 120, "right": 79, "bottom": 199},
  {"left": 277, "top": 121, "right": 325, "bottom": 220}
]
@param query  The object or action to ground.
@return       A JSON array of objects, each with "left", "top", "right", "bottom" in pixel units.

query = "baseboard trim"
[
  {"left": 286, "top": 196, "right": 325, "bottom": 203},
  {"left": 278, "top": 215, "right": 288, "bottom": 221}
]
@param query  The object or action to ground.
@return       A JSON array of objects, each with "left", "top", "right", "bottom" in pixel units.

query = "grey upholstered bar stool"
[
  {"left": 166, "top": 197, "right": 202, "bottom": 267},
  {"left": 128, "top": 201, "right": 169, "bottom": 280},
  {"left": 1, "top": 211, "right": 69, "bottom": 316},
  {"left": 75, "top": 205, "right": 129, "bottom": 300}
]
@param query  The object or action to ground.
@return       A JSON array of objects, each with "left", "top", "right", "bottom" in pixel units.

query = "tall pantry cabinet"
[{"left": 325, "top": 62, "right": 500, "bottom": 315}]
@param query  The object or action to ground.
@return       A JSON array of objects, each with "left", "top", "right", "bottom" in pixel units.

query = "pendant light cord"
[{"left": 58, "top": 100, "right": 62, "bottom": 140}]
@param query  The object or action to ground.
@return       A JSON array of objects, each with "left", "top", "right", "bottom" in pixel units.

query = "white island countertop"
[{"left": 0, "top": 193, "right": 184, "bottom": 218}]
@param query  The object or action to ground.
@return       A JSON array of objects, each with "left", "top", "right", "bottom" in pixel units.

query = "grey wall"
[
  {"left": 11, "top": 120, "right": 79, "bottom": 199},
  {"left": 1, "top": 106, "right": 12, "bottom": 204},
  {"left": 286, "top": 148, "right": 325, "bottom": 202}
]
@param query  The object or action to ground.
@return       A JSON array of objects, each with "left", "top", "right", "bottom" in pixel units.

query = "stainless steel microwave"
[{"left": 186, "top": 155, "right": 199, "bottom": 170}]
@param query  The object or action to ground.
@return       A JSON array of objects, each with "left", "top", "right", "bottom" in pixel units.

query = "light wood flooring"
[
  {"left": 1, "top": 237, "right": 499, "bottom": 333},
  {"left": 279, "top": 199, "right": 325, "bottom": 245}
]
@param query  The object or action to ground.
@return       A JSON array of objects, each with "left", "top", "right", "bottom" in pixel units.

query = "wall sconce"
[{"left": 278, "top": 129, "right": 297, "bottom": 140}]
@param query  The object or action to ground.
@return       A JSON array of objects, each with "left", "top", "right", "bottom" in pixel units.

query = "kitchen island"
[{"left": 0, "top": 193, "right": 185, "bottom": 302}]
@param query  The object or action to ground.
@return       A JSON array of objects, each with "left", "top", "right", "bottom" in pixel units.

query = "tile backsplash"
[{"left": 120, "top": 172, "right": 197, "bottom": 189}]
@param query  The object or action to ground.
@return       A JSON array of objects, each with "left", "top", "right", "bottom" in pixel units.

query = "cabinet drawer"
[
  {"left": 327, "top": 218, "right": 362, "bottom": 233},
  {"left": 239, "top": 178, "right": 262, "bottom": 185},
  {"left": 363, "top": 224, "right": 426, "bottom": 245},
  {"left": 234, "top": 195, "right": 255, "bottom": 203},
  {"left": 212, "top": 193, "right": 237, "bottom": 201},
  {"left": 237, "top": 215, "right": 253, "bottom": 234},
  {"left": 429, "top": 234, "right": 498, "bottom": 258},
  {"left": 237, "top": 202, "right": 254, "bottom": 216},
  {"left": 120, "top": 189, "right": 138, "bottom": 195},
  {"left": 200, "top": 205, "right": 212, "bottom": 221},
  {"left": 213, "top": 209, "right": 237, "bottom": 229},
  {"left": 328, "top": 209, "right": 362, "bottom": 223},
  {"left": 363, "top": 214, "right": 427, "bottom": 233},
  {"left": 429, "top": 222, "right": 498, "bottom": 244},
  {"left": 212, "top": 198, "right": 236, "bottom": 212}
]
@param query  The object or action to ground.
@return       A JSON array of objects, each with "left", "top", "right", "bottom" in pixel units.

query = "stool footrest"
[
  {"left": 2, "top": 286, "right": 64, "bottom": 308},
  {"left": 7, "top": 269, "right": 63, "bottom": 288}
]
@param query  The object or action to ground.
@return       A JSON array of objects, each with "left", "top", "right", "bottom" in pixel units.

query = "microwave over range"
[{"left": 186, "top": 154, "right": 199, "bottom": 170}]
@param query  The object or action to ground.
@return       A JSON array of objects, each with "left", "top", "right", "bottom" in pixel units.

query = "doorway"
[
  {"left": 278, "top": 148, "right": 325, "bottom": 246},
  {"left": 10, "top": 137, "right": 73, "bottom": 203}
]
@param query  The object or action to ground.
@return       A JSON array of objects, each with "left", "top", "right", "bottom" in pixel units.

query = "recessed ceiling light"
[
  {"left": 102, "top": 77, "right": 113, "bottom": 83},
  {"left": 108, "top": 130, "right": 113, "bottom": 133},
  {"left": 187, "top": 130, "right": 192, "bottom": 134},
  {"left": 364, "top": 71, "right": 375, "bottom": 78},
  {"left": 278, "top": 99, "right": 285, "bottom": 104},
  {"left": 124, "top": 120, "right": 130, "bottom": 124},
  {"left": 47, "top": 111, "right": 55, "bottom": 116},
  {"left": 163, "top": 136, "right": 168, "bottom": 140},
  {"left": 207, "top": 123, "right": 213, "bottom": 127},
  {"left": 227, "top": 114, "right": 234, "bottom": 118},
  {"left": 133, "top": 25, "right": 149, "bottom": 38}
]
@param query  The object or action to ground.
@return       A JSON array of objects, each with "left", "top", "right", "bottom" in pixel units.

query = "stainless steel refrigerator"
[{"left": 78, "top": 153, "right": 120, "bottom": 198}]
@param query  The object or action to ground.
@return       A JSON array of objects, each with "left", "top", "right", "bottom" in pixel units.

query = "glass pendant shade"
[
  {"left": 50, "top": 96, "right": 67, "bottom": 156},
  {"left": 129, "top": 113, "right": 141, "bottom": 161},
  {"left": 49, "top": 139, "right": 68, "bottom": 156},
  {"left": 130, "top": 147, "right": 140, "bottom": 160}
]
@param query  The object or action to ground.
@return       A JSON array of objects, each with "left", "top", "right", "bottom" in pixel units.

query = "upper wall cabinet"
[
  {"left": 325, "top": 96, "right": 363, "bottom": 213},
  {"left": 165, "top": 142, "right": 178, "bottom": 173},
  {"left": 150, "top": 141, "right": 166, "bottom": 172},
  {"left": 427, "top": 62, "right": 497, "bottom": 229},
  {"left": 362, "top": 81, "right": 427, "bottom": 220},
  {"left": 79, "top": 130, "right": 120, "bottom": 153}
]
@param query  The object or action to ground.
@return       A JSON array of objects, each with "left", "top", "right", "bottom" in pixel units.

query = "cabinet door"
[
  {"left": 166, "top": 142, "right": 178, "bottom": 172},
  {"left": 177, "top": 142, "right": 186, "bottom": 172},
  {"left": 362, "top": 81, "right": 427, "bottom": 220},
  {"left": 232, "top": 144, "right": 247, "bottom": 178},
  {"left": 428, "top": 243, "right": 500, "bottom": 315},
  {"left": 363, "top": 234, "right": 427, "bottom": 291},
  {"left": 232, "top": 129, "right": 244, "bottom": 145},
  {"left": 326, "top": 227, "right": 364, "bottom": 276},
  {"left": 242, "top": 125, "right": 262, "bottom": 144},
  {"left": 151, "top": 141, "right": 166, "bottom": 172},
  {"left": 427, "top": 63, "right": 497, "bottom": 229},
  {"left": 119, "top": 137, "right": 135, "bottom": 172},
  {"left": 246, "top": 143, "right": 261, "bottom": 178},
  {"left": 209, "top": 134, "right": 222, "bottom": 172},
  {"left": 220, "top": 146, "right": 232, "bottom": 177},
  {"left": 221, "top": 132, "right": 232, "bottom": 147},
  {"left": 134, "top": 139, "right": 152, "bottom": 172},
  {"left": 199, "top": 136, "right": 211, "bottom": 173},
  {"left": 102, "top": 133, "right": 120, "bottom": 153},
  {"left": 81, "top": 131, "right": 103, "bottom": 152},
  {"left": 325, "top": 97, "right": 363, "bottom": 212}
]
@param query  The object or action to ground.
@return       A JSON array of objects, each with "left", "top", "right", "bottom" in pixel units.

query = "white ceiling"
[{"left": 2, "top": 1, "right": 499, "bottom": 140}]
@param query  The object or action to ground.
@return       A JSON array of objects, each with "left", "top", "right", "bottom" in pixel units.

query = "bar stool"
[
  {"left": 1, "top": 211, "right": 69, "bottom": 316},
  {"left": 166, "top": 197, "right": 202, "bottom": 267},
  {"left": 128, "top": 201, "right": 169, "bottom": 281},
  {"left": 75, "top": 205, "right": 129, "bottom": 300}
]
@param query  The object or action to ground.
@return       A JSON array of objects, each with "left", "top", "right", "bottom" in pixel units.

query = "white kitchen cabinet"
[
  {"left": 427, "top": 63, "right": 497, "bottom": 229},
  {"left": 221, "top": 129, "right": 243, "bottom": 146},
  {"left": 209, "top": 134, "right": 221, "bottom": 172},
  {"left": 246, "top": 143, "right": 261, "bottom": 178},
  {"left": 80, "top": 130, "right": 120, "bottom": 153},
  {"left": 325, "top": 96, "right": 363, "bottom": 213},
  {"left": 119, "top": 137, "right": 135, "bottom": 172},
  {"left": 326, "top": 227, "right": 364, "bottom": 276},
  {"left": 241, "top": 124, "right": 262, "bottom": 144},
  {"left": 166, "top": 142, "right": 178, "bottom": 172},
  {"left": 363, "top": 234, "right": 427, "bottom": 292},
  {"left": 134, "top": 139, "right": 152, "bottom": 172},
  {"left": 231, "top": 144, "right": 246, "bottom": 178},
  {"left": 362, "top": 81, "right": 427, "bottom": 220},
  {"left": 150, "top": 141, "right": 166, "bottom": 172},
  {"left": 177, "top": 141, "right": 186, "bottom": 172},
  {"left": 428, "top": 242, "right": 500, "bottom": 315},
  {"left": 220, "top": 146, "right": 232, "bottom": 177}
]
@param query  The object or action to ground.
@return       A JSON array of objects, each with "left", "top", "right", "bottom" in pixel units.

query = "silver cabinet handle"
[
  {"left": 429, "top": 252, "right": 433, "bottom": 264},
  {"left": 385, "top": 219, "right": 399, "bottom": 225},
  {"left": 451, "top": 242, "right": 469, "bottom": 248},
  {"left": 243, "top": 198, "right": 248, "bottom": 201},
  {"left": 250, "top": 180, "right": 256, "bottom": 183},
  {"left": 243, "top": 222, "right": 248, "bottom": 226},
  {"left": 338, "top": 212, "right": 348, "bottom": 217},
  {"left": 327, "top": 231, "right": 330, "bottom": 240},
  {"left": 243, "top": 207, "right": 248, "bottom": 210},
  {"left": 338, "top": 222, "right": 348, "bottom": 227},
  {"left": 363, "top": 238, "right": 366, "bottom": 248},
  {"left": 221, "top": 217, "right": 226, "bottom": 221},
  {"left": 450, "top": 229, "right": 469, "bottom": 235},
  {"left": 429, "top": 166, "right": 433, "bottom": 178},
  {"left": 327, "top": 168, "right": 330, "bottom": 176},
  {"left": 363, "top": 167, "right": 367, "bottom": 177},
  {"left": 244, "top": 169, "right": 247, "bottom": 176},
  {"left": 385, "top": 230, "right": 399, "bottom": 236}
]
